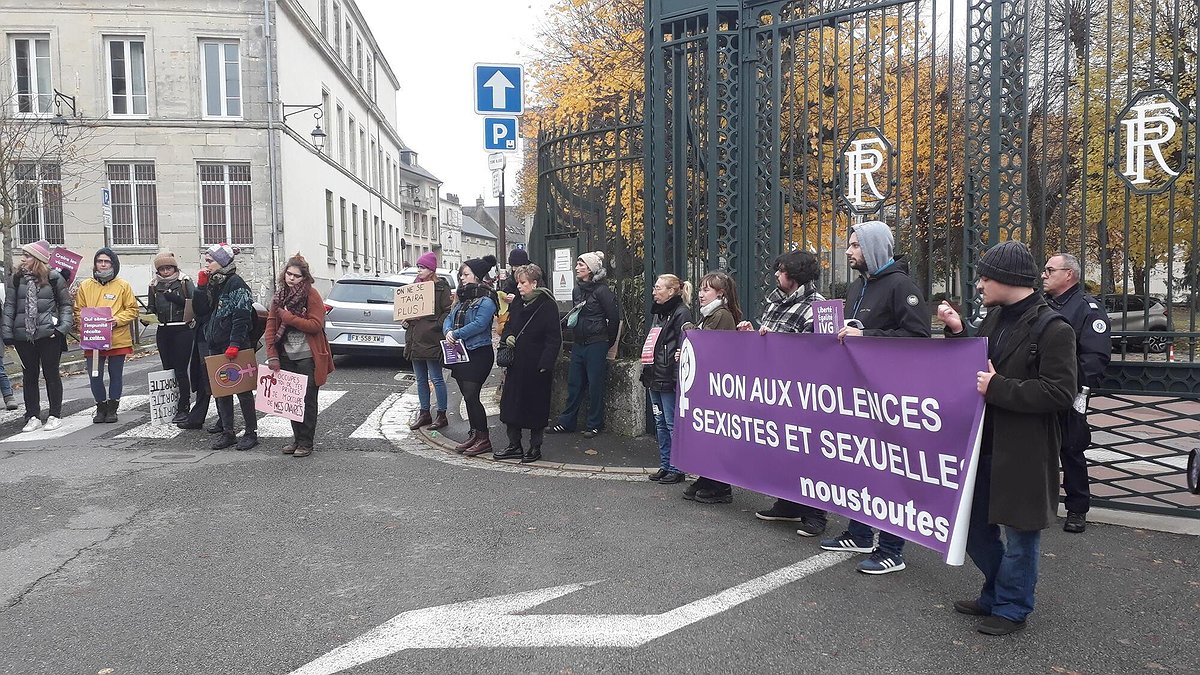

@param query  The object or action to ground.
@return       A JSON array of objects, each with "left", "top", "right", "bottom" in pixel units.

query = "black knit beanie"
[
  {"left": 976, "top": 241, "right": 1039, "bottom": 288},
  {"left": 464, "top": 255, "right": 497, "bottom": 281},
  {"left": 508, "top": 247, "right": 529, "bottom": 267}
]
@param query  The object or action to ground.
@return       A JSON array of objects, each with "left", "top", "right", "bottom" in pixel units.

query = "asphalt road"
[{"left": 1, "top": 355, "right": 1197, "bottom": 674}]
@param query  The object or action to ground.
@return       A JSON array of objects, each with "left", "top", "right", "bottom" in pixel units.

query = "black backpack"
[{"left": 1026, "top": 307, "right": 1069, "bottom": 372}]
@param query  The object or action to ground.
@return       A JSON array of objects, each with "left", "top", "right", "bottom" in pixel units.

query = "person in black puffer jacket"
[
  {"left": 548, "top": 251, "right": 619, "bottom": 438},
  {"left": 642, "top": 274, "right": 693, "bottom": 485},
  {"left": 146, "top": 251, "right": 195, "bottom": 423},
  {"left": 199, "top": 243, "right": 258, "bottom": 451}
]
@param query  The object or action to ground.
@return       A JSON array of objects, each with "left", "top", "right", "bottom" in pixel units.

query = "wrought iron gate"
[{"left": 639, "top": 0, "right": 1200, "bottom": 516}]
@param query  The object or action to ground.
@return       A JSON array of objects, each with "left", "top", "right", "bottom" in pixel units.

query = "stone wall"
[{"left": 550, "top": 357, "right": 648, "bottom": 437}]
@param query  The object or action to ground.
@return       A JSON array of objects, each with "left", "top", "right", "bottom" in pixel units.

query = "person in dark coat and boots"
[
  {"left": 1042, "top": 252, "right": 1111, "bottom": 533},
  {"left": 642, "top": 274, "right": 693, "bottom": 484},
  {"left": 404, "top": 251, "right": 453, "bottom": 431},
  {"left": 264, "top": 253, "right": 335, "bottom": 457},
  {"left": 201, "top": 243, "right": 259, "bottom": 451},
  {"left": 494, "top": 264, "right": 562, "bottom": 463},
  {"left": 443, "top": 255, "right": 499, "bottom": 457},
  {"left": 821, "top": 220, "right": 932, "bottom": 576},
  {"left": 683, "top": 271, "right": 742, "bottom": 504},
  {"left": 549, "top": 251, "right": 620, "bottom": 438},
  {"left": 940, "top": 240, "right": 1077, "bottom": 636},
  {"left": 146, "top": 251, "right": 195, "bottom": 423},
  {"left": 179, "top": 264, "right": 218, "bottom": 431}
]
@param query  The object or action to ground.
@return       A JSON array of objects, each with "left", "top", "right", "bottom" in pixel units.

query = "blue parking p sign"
[
  {"left": 474, "top": 64, "right": 523, "bottom": 115},
  {"left": 484, "top": 118, "right": 519, "bottom": 151}
]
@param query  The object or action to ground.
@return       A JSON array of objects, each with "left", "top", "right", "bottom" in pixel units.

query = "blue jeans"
[
  {"left": 966, "top": 455, "right": 1042, "bottom": 622},
  {"left": 0, "top": 366, "right": 12, "bottom": 397},
  {"left": 557, "top": 341, "right": 608, "bottom": 431},
  {"left": 848, "top": 520, "right": 906, "bottom": 557},
  {"left": 85, "top": 353, "right": 126, "bottom": 402},
  {"left": 411, "top": 358, "right": 447, "bottom": 412},
  {"left": 649, "top": 388, "right": 680, "bottom": 473}
]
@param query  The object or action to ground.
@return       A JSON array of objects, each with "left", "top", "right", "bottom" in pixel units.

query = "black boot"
[
  {"left": 104, "top": 400, "right": 119, "bottom": 423},
  {"left": 493, "top": 444, "right": 523, "bottom": 460},
  {"left": 520, "top": 446, "right": 542, "bottom": 464},
  {"left": 92, "top": 402, "right": 106, "bottom": 424}
]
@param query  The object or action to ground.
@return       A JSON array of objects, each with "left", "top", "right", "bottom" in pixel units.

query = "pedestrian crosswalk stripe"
[
  {"left": 0, "top": 399, "right": 79, "bottom": 426},
  {"left": 116, "top": 405, "right": 217, "bottom": 440},
  {"left": 256, "top": 389, "right": 347, "bottom": 437},
  {"left": 350, "top": 392, "right": 403, "bottom": 439},
  {"left": 1, "top": 396, "right": 149, "bottom": 443}
]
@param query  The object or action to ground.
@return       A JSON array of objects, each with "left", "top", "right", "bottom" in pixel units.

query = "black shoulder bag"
[{"left": 497, "top": 301, "right": 546, "bottom": 368}]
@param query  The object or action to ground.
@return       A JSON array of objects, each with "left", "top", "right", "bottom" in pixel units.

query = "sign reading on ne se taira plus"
[
  {"left": 673, "top": 331, "right": 987, "bottom": 565},
  {"left": 393, "top": 281, "right": 435, "bottom": 321}
]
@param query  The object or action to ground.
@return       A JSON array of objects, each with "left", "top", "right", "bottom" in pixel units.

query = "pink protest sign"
[
  {"left": 254, "top": 365, "right": 308, "bottom": 422},
  {"left": 49, "top": 247, "right": 83, "bottom": 279},
  {"left": 79, "top": 307, "right": 113, "bottom": 351}
]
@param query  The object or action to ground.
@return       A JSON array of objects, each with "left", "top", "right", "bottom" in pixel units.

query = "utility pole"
[{"left": 498, "top": 170, "right": 507, "bottom": 258}]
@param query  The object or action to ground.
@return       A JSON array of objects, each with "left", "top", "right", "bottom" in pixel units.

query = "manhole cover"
[{"left": 130, "top": 451, "right": 213, "bottom": 464}]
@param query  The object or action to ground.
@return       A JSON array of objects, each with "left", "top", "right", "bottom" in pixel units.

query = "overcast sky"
[{"left": 356, "top": 0, "right": 558, "bottom": 208}]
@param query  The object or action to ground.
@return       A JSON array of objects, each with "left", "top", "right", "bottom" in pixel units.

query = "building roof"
[
  {"left": 461, "top": 214, "right": 496, "bottom": 240},
  {"left": 399, "top": 160, "right": 441, "bottom": 184}
]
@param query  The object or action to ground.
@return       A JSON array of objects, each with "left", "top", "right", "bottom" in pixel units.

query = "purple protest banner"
[
  {"left": 673, "top": 331, "right": 987, "bottom": 564},
  {"left": 79, "top": 307, "right": 113, "bottom": 351},
  {"left": 811, "top": 300, "right": 845, "bottom": 335},
  {"left": 48, "top": 247, "right": 83, "bottom": 280}
]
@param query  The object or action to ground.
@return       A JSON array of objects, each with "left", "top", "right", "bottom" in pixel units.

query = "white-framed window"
[
  {"left": 108, "top": 162, "right": 158, "bottom": 246},
  {"left": 198, "top": 163, "right": 252, "bottom": 245},
  {"left": 351, "top": 203, "right": 359, "bottom": 266},
  {"left": 200, "top": 40, "right": 241, "bottom": 118},
  {"left": 355, "top": 38, "right": 363, "bottom": 84},
  {"left": 14, "top": 162, "right": 63, "bottom": 244},
  {"left": 348, "top": 114, "right": 357, "bottom": 176},
  {"left": 335, "top": 104, "right": 345, "bottom": 164},
  {"left": 11, "top": 35, "right": 52, "bottom": 114},
  {"left": 319, "top": 0, "right": 328, "bottom": 37},
  {"left": 105, "top": 38, "right": 148, "bottom": 116},
  {"left": 339, "top": 197, "right": 348, "bottom": 262},
  {"left": 326, "top": 190, "right": 335, "bottom": 258},
  {"left": 344, "top": 22, "right": 353, "bottom": 67},
  {"left": 359, "top": 128, "right": 367, "bottom": 178},
  {"left": 332, "top": 3, "right": 342, "bottom": 53},
  {"left": 366, "top": 54, "right": 373, "bottom": 100}
]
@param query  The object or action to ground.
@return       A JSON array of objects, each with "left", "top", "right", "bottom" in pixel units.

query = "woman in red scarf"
[{"left": 263, "top": 254, "right": 334, "bottom": 457}]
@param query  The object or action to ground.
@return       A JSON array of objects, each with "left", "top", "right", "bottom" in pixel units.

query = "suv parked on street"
[{"left": 1103, "top": 294, "right": 1170, "bottom": 353}]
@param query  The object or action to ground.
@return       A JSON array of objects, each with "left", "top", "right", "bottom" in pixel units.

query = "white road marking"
[
  {"left": 287, "top": 552, "right": 852, "bottom": 675},
  {"left": 350, "top": 393, "right": 404, "bottom": 439},
  {"left": 1, "top": 396, "right": 149, "bottom": 443},
  {"left": 458, "top": 386, "right": 501, "bottom": 419},
  {"left": 0, "top": 399, "right": 78, "bottom": 426},
  {"left": 256, "top": 389, "right": 347, "bottom": 437},
  {"left": 117, "top": 406, "right": 216, "bottom": 440}
]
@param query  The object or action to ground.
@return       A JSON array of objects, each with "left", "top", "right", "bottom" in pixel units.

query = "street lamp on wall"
[
  {"left": 399, "top": 184, "right": 423, "bottom": 209},
  {"left": 282, "top": 103, "right": 327, "bottom": 153},
  {"left": 50, "top": 89, "right": 79, "bottom": 143}
]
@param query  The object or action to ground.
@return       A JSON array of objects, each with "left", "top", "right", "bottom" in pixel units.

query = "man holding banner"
[
  {"left": 822, "top": 221, "right": 931, "bottom": 576},
  {"left": 939, "top": 241, "right": 1077, "bottom": 636}
]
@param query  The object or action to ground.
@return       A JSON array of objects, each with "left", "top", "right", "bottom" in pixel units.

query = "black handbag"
[{"left": 497, "top": 302, "right": 545, "bottom": 368}]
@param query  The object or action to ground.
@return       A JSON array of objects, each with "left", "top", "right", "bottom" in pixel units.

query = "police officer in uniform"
[{"left": 1042, "top": 252, "right": 1111, "bottom": 533}]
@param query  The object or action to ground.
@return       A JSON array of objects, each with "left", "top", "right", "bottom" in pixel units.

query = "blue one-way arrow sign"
[{"left": 474, "top": 64, "right": 523, "bottom": 115}]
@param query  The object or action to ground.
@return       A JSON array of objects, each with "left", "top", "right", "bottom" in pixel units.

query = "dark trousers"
[
  {"left": 557, "top": 340, "right": 609, "bottom": 431},
  {"left": 1059, "top": 408, "right": 1092, "bottom": 513},
  {"left": 156, "top": 324, "right": 194, "bottom": 412},
  {"left": 216, "top": 391, "right": 257, "bottom": 435},
  {"left": 506, "top": 423, "right": 545, "bottom": 449},
  {"left": 770, "top": 499, "right": 828, "bottom": 528},
  {"left": 280, "top": 354, "right": 320, "bottom": 448},
  {"left": 14, "top": 336, "right": 64, "bottom": 419},
  {"left": 966, "top": 454, "right": 1042, "bottom": 622}
]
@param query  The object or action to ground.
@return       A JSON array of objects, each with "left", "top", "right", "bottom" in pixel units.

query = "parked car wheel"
[{"left": 1144, "top": 328, "right": 1169, "bottom": 354}]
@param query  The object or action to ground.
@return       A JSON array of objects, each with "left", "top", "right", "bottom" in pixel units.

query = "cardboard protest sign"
[
  {"left": 812, "top": 300, "right": 845, "bottom": 335},
  {"left": 147, "top": 369, "right": 180, "bottom": 425},
  {"left": 254, "top": 365, "right": 308, "bottom": 422},
  {"left": 79, "top": 307, "right": 113, "bottom": 351},
  {"left": 673, "top": 331, "right": 987, "bottom": 565},
  {"left": 204, "top": 350, "right": 258, "bottom": 397},
  {"left": 49, "top": 247, "right": 83, "bottom": 280},
  {"left": 393, "top": 281, "right": 435, "bottom": 321}
]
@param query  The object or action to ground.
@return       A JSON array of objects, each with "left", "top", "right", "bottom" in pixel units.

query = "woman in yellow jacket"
[{"left": 74, "top": 247, "right": 140, "bottom": 423}]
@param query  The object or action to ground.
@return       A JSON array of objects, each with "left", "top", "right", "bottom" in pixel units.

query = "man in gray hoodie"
[{"left": 820, "top": 220, "right": 931, "bottom": 575}]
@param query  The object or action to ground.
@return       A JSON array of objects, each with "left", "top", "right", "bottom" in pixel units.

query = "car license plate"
[{"left": 348, "top": 334, "right": 385, "bottom": 344}]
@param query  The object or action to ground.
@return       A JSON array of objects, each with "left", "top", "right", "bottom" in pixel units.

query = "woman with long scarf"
[
  {"left": 1, "top": 240, "right": 72, "bottom": 432},
  {"left": 641, "top": 274, "right": 694, "bottom": 485},
  {"left": 264, "top": 253, "right": 334, "bottom": 457},
  {"left": 146, "top": 251, "right": 195, "bottom": 423},
  {"left": 74, "top": 247, "right": 140, "bottom": 424},
  {"left": 201, "top": 243, "right": 259, "bottom": 451},
  {"left": 442, "top": 255, "right": 498, "bottom": 457}
]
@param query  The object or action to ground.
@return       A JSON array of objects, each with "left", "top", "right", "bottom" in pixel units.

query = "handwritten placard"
[
  {"left": 393, "top": 281, "right": 435, "bottom": 321},
  {"left": 441, "top": 340, "right": 470, "bottom": 365},
  {"left": 79, "top": 307, "right": 113, "bottom": 351},
  {"left": 147, "top": 369, "right": 180, "bottom": 425},
  {"left": 812, "top": 300, "right": 845, "bottom": 335},
  {"left": 49, "top": 247, "right": 83, "bottom": 280},
  {"left": 204, "top": 351, "right": 258, "bottom": 397},
  {"left": 254, "top": 365, "right": 308, "bottom": 422},
  {"left": 640, "top": 326, "right": 662, "bottom": 364}
]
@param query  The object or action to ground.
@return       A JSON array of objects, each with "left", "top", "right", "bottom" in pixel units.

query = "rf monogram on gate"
[
  {"left": 838, "top": 128, "right": 894, "bottom": 214},
  {"left": 845, "top": 137, "right": 887, "bottom": 206},
  {"left": 1114, "top": 90, "right": 1190, "bottom": 194},
  {"left": 1121, "top": 101, "right": 1179, "bottom": 185}
]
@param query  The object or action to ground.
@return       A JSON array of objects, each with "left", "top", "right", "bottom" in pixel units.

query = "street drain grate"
[{"left": 130, "top": 451, "right": 214, "bottom": 464}]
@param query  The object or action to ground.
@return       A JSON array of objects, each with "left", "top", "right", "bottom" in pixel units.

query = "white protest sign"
[
  {"left": 147, "top": 369, "right": 180, "bottom": 426},
  {"left": 393, "top": 281, "right": 435, "bottom": 321},
  {"left": 254, "top": 365, "right": 308, "bottom": 422}
]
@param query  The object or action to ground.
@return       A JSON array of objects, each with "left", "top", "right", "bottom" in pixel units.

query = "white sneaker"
[
  {"left": 42, "top": 416, "right": 62, "bottom": 431},
  {"left": 21, "top": 417, "right": 43, "bottom": 432}
]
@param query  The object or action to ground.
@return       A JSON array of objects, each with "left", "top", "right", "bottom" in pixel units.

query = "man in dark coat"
[
  {"left": 940, "top": 240, "right": 1077, "bottom": 636},
  {"left": 495, "top": 265, "right": 562, "bottom": 463},
  {"left": 1043, "top": 252, "right": 1111, "bottom": 533},
  {"left": 549, "top": 251, "right": 619, "bottom": 438}
]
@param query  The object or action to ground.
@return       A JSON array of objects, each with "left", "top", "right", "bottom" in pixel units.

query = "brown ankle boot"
[
  {"left": 409, "top": 409, "right": 433, "bottom": 431},
  {"left": 429, "top": 410, "right": 449, "bottom": 430},
  {"left": 462, "top": 431, "right": 492, "bottom": 457},
  {"left": 454, "top": 430, "right": 477, "bottom": 453}
]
